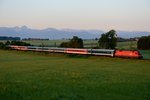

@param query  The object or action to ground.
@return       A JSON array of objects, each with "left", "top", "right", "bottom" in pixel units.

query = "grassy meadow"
[
  {"left": 22, "top": 40, "right": 137, "bottom": 49},
  {"left": 23, "top": 40, "right": 70, "bottom": 47},
  {"left": 0, "top": 50, "right": 150, "bottom": 100},
  {"left": 117, "top": 41, "right": 137, "bottom": 49},
  {"left": 22, "top": 40, "right": 99, "bottom": 48}
]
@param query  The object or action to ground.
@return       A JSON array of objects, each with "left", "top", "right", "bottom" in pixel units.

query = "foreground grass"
[{"left": 0, "top": 50, "right": 150, "bottom": 100}]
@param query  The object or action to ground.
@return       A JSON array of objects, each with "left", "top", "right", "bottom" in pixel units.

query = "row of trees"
[
  {"left": 0, "top": 36, "right": 20, "bottom": 41},
  {"left": 0, "top": 41, "right": 31, "bottom": 49},
  {"left": 5, "top": 41, "right": 31, "bottom": 46}
]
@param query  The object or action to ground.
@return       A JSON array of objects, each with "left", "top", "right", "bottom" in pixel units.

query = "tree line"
[
  {"left": 0, "top": 36, "right": 20, "bottom": 40},
  {"left": 0, "top": 41, "right": 31, "bottom": 49}
]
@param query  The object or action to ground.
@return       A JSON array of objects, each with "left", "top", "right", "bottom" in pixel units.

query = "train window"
[{"left": 92, "top": 50, "right": 113, "bottom": 54}]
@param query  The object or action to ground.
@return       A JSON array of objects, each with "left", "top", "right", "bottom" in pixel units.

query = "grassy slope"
[{"left": 0, "top": 50, "right": 150, "bottom": 100}]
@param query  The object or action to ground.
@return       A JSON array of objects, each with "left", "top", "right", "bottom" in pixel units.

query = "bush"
[
  {"left": 60, "top": 36, "right": 83, "bottom": 48},
  {"left": 69, "top": 36, "right": 83, "bottom": 48},
  {"left": 60, "top": 42, "right": 70, "bottom": 48}
]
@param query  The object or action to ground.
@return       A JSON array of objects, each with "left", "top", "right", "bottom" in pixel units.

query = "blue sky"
[{"left": 0, "top": 0, "right": 150, "bottom": 31}]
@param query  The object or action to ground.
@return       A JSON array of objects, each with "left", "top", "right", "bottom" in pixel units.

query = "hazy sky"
[{"left": 0, "top": 0, "right": 150, "bottom": 31}]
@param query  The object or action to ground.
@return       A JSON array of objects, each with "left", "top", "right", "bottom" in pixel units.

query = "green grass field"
[
  {"left": 117, "top": 41, "right": 137, "bottom": 49},
  {"left": 140, "top": 50, "right": 150, "bottom": 60},
  {"left": 23, "top": 40, "right": 69, "bottom": 47},
  {"left": 0, "top": 50, "right": 150, "bottom": 100}
]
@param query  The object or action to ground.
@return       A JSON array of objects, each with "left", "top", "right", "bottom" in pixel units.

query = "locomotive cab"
[{"left": 114, "top": 50, "right": 143, "bottom": 59}]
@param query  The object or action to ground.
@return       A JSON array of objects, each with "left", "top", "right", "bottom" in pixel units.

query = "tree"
[
  {"left": 98, "top": 30, "right": 117, "bottom": 49},
  {"left": 5, "top": 40, "right": 11, "bottom": 45},
  {"left": 137, "top": 36, "right": 150, "bottom": 50},
  {"left": 0, "top": 42, "right": 5, "bottom": 49},
  {"left": 69, "top": 36, "right": 83, "bottom": 48},
  {"left": 60, "top": 42, "right": 69, "bottom": 48},
  {"left": 60, "top": 36, "right": 83, "bottom": 48}
]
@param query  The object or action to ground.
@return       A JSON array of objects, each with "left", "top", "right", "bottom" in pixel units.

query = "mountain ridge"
[{"left": 0, "top": 26, "right": 150, "bottom": 39}]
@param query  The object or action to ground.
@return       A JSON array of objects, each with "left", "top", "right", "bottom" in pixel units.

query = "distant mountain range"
[{"left": 0, "top": 26, "right": 150, "bottom": 39}]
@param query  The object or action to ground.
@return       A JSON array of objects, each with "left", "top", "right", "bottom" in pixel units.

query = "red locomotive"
[{"left": 115, "top": 50, "right": 143, "bottom": 59}]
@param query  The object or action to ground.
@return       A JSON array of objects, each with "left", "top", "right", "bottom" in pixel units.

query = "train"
[{"left": 9, "top": 45, "right": 143, "bottom": 59}]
